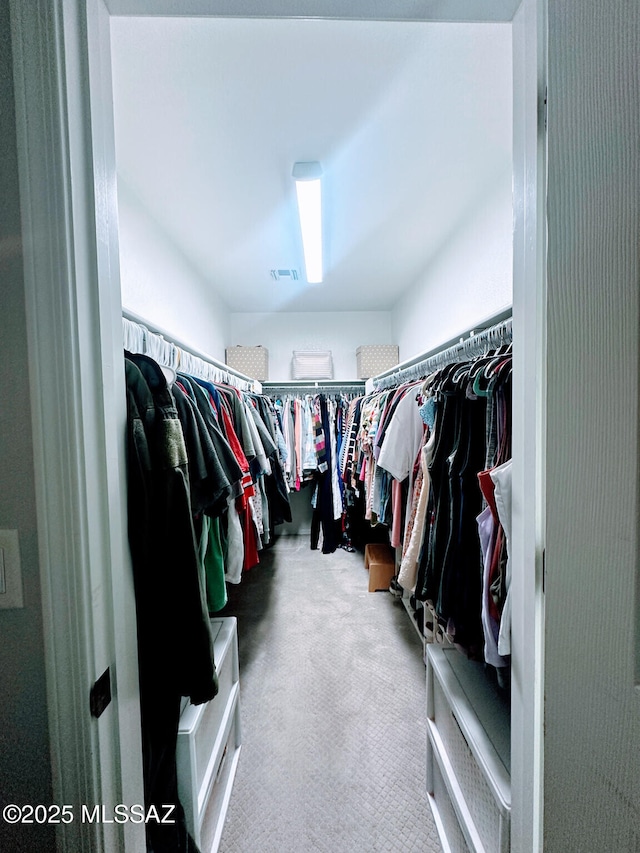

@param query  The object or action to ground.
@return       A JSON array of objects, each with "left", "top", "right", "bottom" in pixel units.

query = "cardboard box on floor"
[{"left": 364, "top": 543, "right": 396, "bottom": 592}]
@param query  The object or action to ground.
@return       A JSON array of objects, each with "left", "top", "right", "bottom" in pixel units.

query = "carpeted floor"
[{"left": 217, "top": 535, "right": 442, "bottom": 853}]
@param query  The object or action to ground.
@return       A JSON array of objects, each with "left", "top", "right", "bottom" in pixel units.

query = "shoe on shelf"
[{"left": 388, "top": 577, "right": 404, "bottom": 598}]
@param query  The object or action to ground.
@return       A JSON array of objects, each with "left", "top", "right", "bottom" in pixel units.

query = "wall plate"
[{"left": 0, "top": 529, "right": 24, "bottom": 609}]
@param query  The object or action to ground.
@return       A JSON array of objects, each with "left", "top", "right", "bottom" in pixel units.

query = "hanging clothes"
[
  {"left": 413, "top": 352, "right": 513, "bottom": 666},
  {"left": 491, "top": 458, "right": 513, "bottom": 657},
  {"left": 268, "top": 390, "right": 362, "bottom": 552},
  {"left": 124, "top": 352, "right": 218, "bottom": 853},
  {"left": 124, "top": 352, "right": 218, "bottom": 700},
  {"left": 341, "top": 341, "right": 513, "bottom": 674},
  {"left": 125, "top": 348, "right": 293, "bottom": 593},
  {"left": 397, "top": 429, "right": 435, "bottom": 591}
]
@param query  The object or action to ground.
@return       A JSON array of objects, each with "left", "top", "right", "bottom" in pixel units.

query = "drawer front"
[
  {"left": 191, "top": 646, "right": 236, "bottom": 795},
  {"left": 430, "top": 746, "right": 470, "bottom": 853},
  {"left": 199, "top": 704, "right": 241, "bottom": 853},
  {"left": 433, "top": 679, "right": 505, "bottom": 851},
  {"left": 177, "top": 617, "right": 239, "bottom": 838}
]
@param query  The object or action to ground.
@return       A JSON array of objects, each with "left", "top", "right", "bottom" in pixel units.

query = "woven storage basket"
[
  {"left": 356, "top": 345, "right": 399, "bottom": 379},
  {"left": 225, "top": 346, "right": 269, "bottom": 381}
]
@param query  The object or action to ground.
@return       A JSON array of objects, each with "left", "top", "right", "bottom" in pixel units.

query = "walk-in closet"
[
  {"left": 4, "top": 2, "right": 640, "bottom": 853},
  {"left": 111, "top": 12, "right": 515, "bottom": 852}
]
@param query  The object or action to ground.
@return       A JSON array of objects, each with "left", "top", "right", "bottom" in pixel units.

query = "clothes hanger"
[
  {"left": 451, "top": 361, "right": 473, "bottom": 386},
  {"left": 472, "top": 367, "right": 492, "bottom": 397},
  {"left": 468, "top": 347, "right": 500, "bottom": 379},
  {"left": 483, "top": 351, "right": 512, "bottom": 379},
  {"left": 491, "top": 358, "right": 513, "bottom": 383},
  {"left": 160, "top": 364, "right": 176, "bottom": 385},
  {"left": 421, "top": 370, "right": 440, "bottom": 394},
  {"left": 438, "top": 360, "right": 472, "bottom": 392},
  {"left": 432, "top": 360, "right": 462, "bottom": 389}
]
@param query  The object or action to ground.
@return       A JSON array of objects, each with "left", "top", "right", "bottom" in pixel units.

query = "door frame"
[
  {"left": 10, "top": 1, "right": 145, "bottom": 850},
  {"left": 10, "top": 1, "right": 546, "bottom": 851}
]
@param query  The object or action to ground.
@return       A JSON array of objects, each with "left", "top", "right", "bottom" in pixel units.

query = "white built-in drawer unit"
[
  {"left": 426, "top": 645, "right": 510, "bottom": 853},
  {"left": 177, "top": 617, "right": 241, "bottom": 853}
]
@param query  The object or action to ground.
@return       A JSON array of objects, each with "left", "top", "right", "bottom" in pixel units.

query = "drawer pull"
[
  {"left": 214, "top": 745, "right": 228, "bottom": 786},
  {"left": 450, "top": 710, "right": 471, "bottom": 751}
]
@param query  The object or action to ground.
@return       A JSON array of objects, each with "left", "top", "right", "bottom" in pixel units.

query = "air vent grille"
[{"left": 270, "top": 269, "right": 300, "bottom": 281}]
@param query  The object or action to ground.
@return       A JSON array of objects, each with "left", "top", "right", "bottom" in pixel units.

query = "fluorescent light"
[{"left": 293, "top": 161, "right": 323, "bottom": 283}]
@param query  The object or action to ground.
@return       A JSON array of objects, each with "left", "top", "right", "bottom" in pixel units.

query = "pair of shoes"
[{"left": 388, "top": 577, "right": 404, "bottom": 598}]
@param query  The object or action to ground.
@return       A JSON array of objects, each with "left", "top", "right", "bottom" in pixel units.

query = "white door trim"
[
  {"left": 510, "top": 0, "right": 547, "bottom": 850},
  {"left": 10, "top": 1, "right": 145, "bottom": 851}
]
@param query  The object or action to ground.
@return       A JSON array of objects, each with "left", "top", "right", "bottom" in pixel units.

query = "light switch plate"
[{"left": 0, "top": 530, "right": 24, "bottom": 609}]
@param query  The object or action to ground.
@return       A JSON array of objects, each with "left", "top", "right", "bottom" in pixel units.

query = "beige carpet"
[{"left": 218, "top": 535, "right": 442, "bottom": 853}]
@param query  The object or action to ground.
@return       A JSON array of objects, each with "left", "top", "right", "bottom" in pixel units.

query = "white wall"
[
  {"left": 0, "top": 7, "right": 54, "bottom": 850},
  {"left": 117, "top": 182, "right": 230, "bottom": 359},
  {"left": 230, "top": 310, "right": 393, "bottom": 381},
  {"left": 391, "top": 176, "right": 513, "bottom": 360}
]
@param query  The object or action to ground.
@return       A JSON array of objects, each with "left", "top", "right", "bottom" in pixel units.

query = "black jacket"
[{"left": 124, "top": 354, "right": 218, "bottom": 704}]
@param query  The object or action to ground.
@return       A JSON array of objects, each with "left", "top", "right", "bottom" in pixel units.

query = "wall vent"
[{"left": 270, "top": 269, "right": 299, "bottom": 281}]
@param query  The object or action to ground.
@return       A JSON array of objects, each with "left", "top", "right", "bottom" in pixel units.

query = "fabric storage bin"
[
  {"left": 356, "top": 344, "right": 399, "bottom": 379},
  {"left": 225, "top": 346, "right": 269, "bottom": 380},
  {"left": 291, "top": 350, "right": 333, "bottom": 380}
]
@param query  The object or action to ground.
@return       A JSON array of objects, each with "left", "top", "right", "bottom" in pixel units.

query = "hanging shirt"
[
  {"left": 398, "top": 430, "right": 435, "bottom": 591},
  {"left": 377, "top": 386, "right": 425, "bottom": 544},
  {"left": 377, "top": 387, "right": 424, "bottom": 484},
  {"left": 328, "top": 398, "right": 343, "bottom": 520},
  {"left": 124, "top": 353, "right": 218, "bottom": 704},
  {"left": 301, "top": 395, "right": 317, "bottom": 472},
  {"left": 491, "top": 459, "right": 513, "bottom": 656},
  {"left": 199, "top": 515, "right": 227, "bottom": 614}
]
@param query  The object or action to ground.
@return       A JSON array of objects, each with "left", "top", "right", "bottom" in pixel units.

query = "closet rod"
[
  {"left": 122, "top": 308, "right": 261, "bottom": 392},
  {"left": 263, "top": 381, "right": 366, "bottom": 395},
  {"left": 371, "top": 309, "right": 512, "bottom": 391}
]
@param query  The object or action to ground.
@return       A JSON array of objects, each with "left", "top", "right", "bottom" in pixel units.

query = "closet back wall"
[{"left": 230, "top": 311, "right": 393, "bottom": 381}]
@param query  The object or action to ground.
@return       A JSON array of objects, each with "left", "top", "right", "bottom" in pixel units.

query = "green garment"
[{"left": 200, "top": 515, "right": 228, "bottom": 614}]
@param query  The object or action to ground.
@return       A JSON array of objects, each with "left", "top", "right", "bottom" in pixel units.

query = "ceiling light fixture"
[{"left": 292, "top": 161, "right": 323, "bottom": 284}]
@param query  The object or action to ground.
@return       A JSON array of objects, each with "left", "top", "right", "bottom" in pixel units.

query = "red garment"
[
  {"left": 219, "top": 405, "right": 255, "bottom": 508},
  {"left": 241, "top": 503, "right": 260, "bottom": 571},
  {"left": 220, "top": 406, "right": 248, "bottom": 470},
  {"left": 390, "top": 478, "right": 403, "bottom": 549},
  {"left": 478, "top": 468, "right": 499, "bottom": 518}
]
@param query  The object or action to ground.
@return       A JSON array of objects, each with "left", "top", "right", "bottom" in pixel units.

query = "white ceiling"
[{"left": 110, "top": 17, "right": 512, "bottom": 313}]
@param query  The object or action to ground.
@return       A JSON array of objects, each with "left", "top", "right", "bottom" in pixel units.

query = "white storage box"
[
  {"left": 356, "top": 345, "right": 399, "bottom": 379},
  {"left": 426, "top": 645, "right": 510, "bottom": 853},
  {"left": 197, "top": 706, "right": 240, "bottom": 852},
  {"left": 177, "top": 617, "right": 241, "bottom": 852},
  {"left": 291, "top": 350, "right": 333, "bottom": 380},
  {"left": 225, "top": 346, "right": 269, "bottom": 381},
  {"left": 429, "top": 746, "right": 471, "bottom": 852}
]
